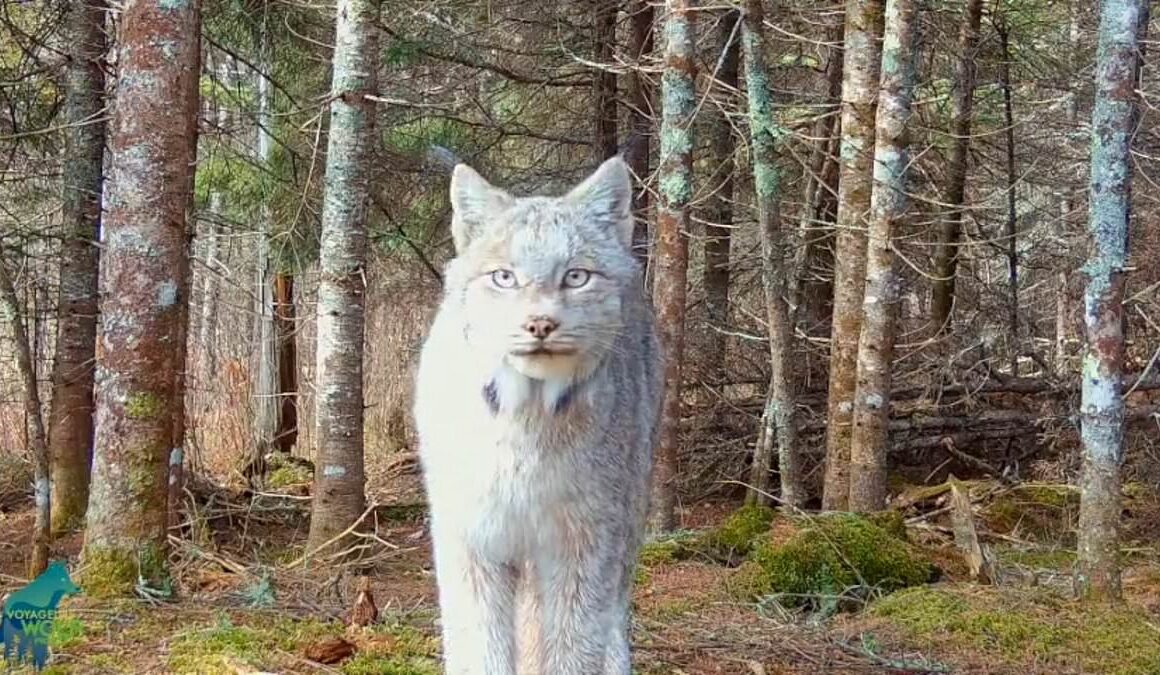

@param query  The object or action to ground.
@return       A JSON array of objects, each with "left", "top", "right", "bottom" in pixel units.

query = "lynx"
[{"left": 413, "top": 156, "right": 662, "bottom": 675}]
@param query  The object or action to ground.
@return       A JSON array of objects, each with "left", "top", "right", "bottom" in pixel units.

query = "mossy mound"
[
  {"left": 983, "top": 484, "right": 1079, "bottom": 545},
  {"left": 728, "top": 512, "right": 934, "bottom": 608},
  {"left": 699, "top": 504, "right": 776, "bottom": 559},
  {"left": 0, "top": 453, "right": 32, "bottom": 511},
  {"left": 869, "top": 585, "right": 1160, "bottom": 675},
  {"left": 636, "top": 505, "right": 776, "bottom": 570}
]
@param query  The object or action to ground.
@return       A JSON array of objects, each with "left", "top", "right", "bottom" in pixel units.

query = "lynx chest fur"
[{"left": 413, "top": 157, "right": 662, "bottom": 675}]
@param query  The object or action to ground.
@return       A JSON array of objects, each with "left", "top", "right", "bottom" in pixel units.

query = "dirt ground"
[{"left": 2, "top": 485, "right": 1159, "bottom": 675}]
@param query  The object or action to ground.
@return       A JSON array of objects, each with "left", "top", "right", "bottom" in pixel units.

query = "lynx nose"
[{"left": 523, "top": 316, "right": 559, "bottom": 339}]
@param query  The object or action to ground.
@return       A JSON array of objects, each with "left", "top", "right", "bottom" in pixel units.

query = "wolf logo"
[{"left": 1, "top": 560, "right": 81, "bottom": 670}]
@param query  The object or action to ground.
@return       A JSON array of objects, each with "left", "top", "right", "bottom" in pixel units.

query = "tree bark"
[
  {"left": 306, "top": 0, "right": 380, "bottom": 552},
  {"left": 0, "top": 262, "right": 50, "bottom": 576},
  {"left": 821, "top": 0, "right": 884, "bottom": 511},
  {"left": 82, "top": 0, "right": 200, "bottom": 597},
  {"left": 847, "top": 0, "right": 918, "bottom": 512},
  {"left": 794, "top": 14, "right": 844, "bottom": 344},
  {"left": 929, "top": 0, "right": 984, "bottom": 333},
  {"left": 738, "top": 0, "right": 802, "bottom": 509},
  {"left": 703, "top": 10, "right": 740, "bottom": 390},
  {"left": 48, "top": 0, "right": 106, "bottom": 535},
  {"left": 1076, "top": 0, "right": 1145, "bottom": 602},
  {"left": 649, "top": 0, "right": 697, "bottom": 532},
  {"left": 625, "top": 0, "right": 655, "bottom": 270},
  {"left": 274, "top": 273, "right": 299, "bottom": 455},
  {"left": 594, "top": 0, "right": 619, "bottom": 161},
  {"left": 998, "top": 18, "right": 1019, "bottom": 376},
  {"left": 252, "top": 39, "right": 280, "bottom": 471}
]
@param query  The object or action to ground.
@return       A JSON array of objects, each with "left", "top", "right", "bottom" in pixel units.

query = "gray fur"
[{"left": 413, "top": 156, "right": 662, "bottom": 674}]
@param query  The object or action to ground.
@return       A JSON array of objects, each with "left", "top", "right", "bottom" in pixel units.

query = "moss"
[
  {"left": 870, "top": 586, "right": 1160, "bottom": 675},
  {"left": 83, "top": 654, "right": 134, "bottom": 673},
  {"left": 984, "top": 484, "right": 1080, "bottom": 544},
  {"left": 47, "top": 616, "right": 87, "bottom": 650},
  {"left": 266, "top": 464, "right": 311, "bottom": 489},
  {"left": 700, "top": 504, "right": 776, "bottom": 559},
  {"left": 81, "top": 543, "right": 168, "bottom": 599},
  {"left": 731, "top": 513, "right": 933, "bottom": 608},
  {"left": 341, "top": 654, "right": 440, "bottom": 675},
  {"left": 168, "top": 617, "right": 269, "bottom": 672},
  {"left": 865, "top": 509, "right": 908, "bottom": 540},
  {"left": 124, "top": 391, "right": 165, "bottom": 420},
  {"left": 994, "top": 546, "right": 1076, "bottom": 570}
]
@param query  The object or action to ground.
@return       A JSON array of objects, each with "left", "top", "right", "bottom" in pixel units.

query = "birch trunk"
[
  {"left": 48, "top": 0, "right": 106, "bottom": 534},
  {"left": 847, "top": 0, "right": 918, "bottom": 512},
  {"left": 82, "top": 0, "right": 200, "bottom": 597},
  {"left": 306, "top": 0, "right": 380, "bottom": 551},
  {"left": 649, "top": 0, "right": 696, "bottom": 532},
  {"left": 821, "top": 0, "right": 884, "bottom": 511},
  {"left": 252, "top": 43, "right": 280, "bottom": 466},
  {"left": 928, "top": 0, "right": 984, "bottom": 333},
  {"left": 1076, "top": 0, "right": 1145, "bottom": 602}
]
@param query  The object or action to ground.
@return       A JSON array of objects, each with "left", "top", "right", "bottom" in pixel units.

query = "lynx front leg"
[
  {"left": 432, "top": 536, "right": 518, "bottom": 675},
  {"left": 536, "top": 549, "right": 623, "bottom": 674}
]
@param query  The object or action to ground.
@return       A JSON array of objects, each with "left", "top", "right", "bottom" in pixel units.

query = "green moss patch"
[
  {"left": 869, "top": 585, "right": 1160, "bottom": 675},
  {"left": 166, "top": 612, "right": 439, "bottom": 674},
  {"left": 728, "top": 513, "right": 934, "bottom": 609},
  {"left": 699, "top": 504, "right": 776, "bottom": 559},
  {"left": 983, "top": 484, "right": 1079, "bottom": 545}
]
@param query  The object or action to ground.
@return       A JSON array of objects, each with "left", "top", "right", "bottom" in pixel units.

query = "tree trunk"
[
  {"left": 48, "top": 0, "right": 106, "bottom": 535},
  {"left": 847, "top": 0, "right": 918, "bottom": 512},
  {"left": 738, "top": 0, "right": 802, "bottom": 509},
  {"left": 1056, "top": 1, "right": 1083, "bottom": 377},
  {"left": 306, "top": 0, "right": 380, "bottom": 552},
  {"left": 998, "top": 18, "right": 1019, "bottom": 376},
  {"left": 821, "top": 0, "right": 884, "bottom": 511},
  {"left": 594, "top": 0, "right": 619, "bottom": 161},
  {"left": 252, "top": 43, "right": 280, "bottom": 473},
  {"left": 625, "top": 0, "right": 655, "bottom": 270},
  {"left": 649, "top": 0, "right": 697, "bottom": 532},
  {"left": 794, "top": 14, "right": 844, "bottom": 344},
  {"left": 702, "top": 10, "right": 740, "bottom": 390},
  {"left": 928, "top": 0, "right": 984, "bottom": 333},
  {"left": 274, "top": 273, "right": 299, "bottom": 454},
  {"left": 1076, "top": 0, "right": 1145, "bottom": 602},
  {"left": 82, "top": 0, "right": 200, "bottom": 597},
  {"left": 0, "top": 263, "right": 50, "bottom": 576}
]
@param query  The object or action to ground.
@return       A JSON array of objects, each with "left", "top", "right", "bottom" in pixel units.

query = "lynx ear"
[
  {"left": 566, "top": 156, "right": 634, "bottom": 249},
  {"left": 450, "top": 164, "right": 512, "bottom": 252}
]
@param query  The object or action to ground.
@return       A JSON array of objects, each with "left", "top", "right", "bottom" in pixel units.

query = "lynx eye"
[
  {"left": 562, "top": 268, "right": 591, "bottom": 289},
  {"left": 490, "top": 269, "right": 518, "bottom": 289}
]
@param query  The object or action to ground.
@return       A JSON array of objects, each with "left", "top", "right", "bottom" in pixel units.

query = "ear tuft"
[
  {"left": 566, "top": 156, "right": 634, "bottom": 249},
  {"left": 449, "top": 164, "right": 511, "bottom": 252}
]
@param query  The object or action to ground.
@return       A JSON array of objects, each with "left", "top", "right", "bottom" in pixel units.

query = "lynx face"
[{"left": 444, "top": 158, "right": 639, "bottom": 381}]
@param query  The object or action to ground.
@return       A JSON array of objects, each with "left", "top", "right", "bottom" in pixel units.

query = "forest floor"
[{"left": 3, "top": 478, "right": 1160, "bottom": 675}]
